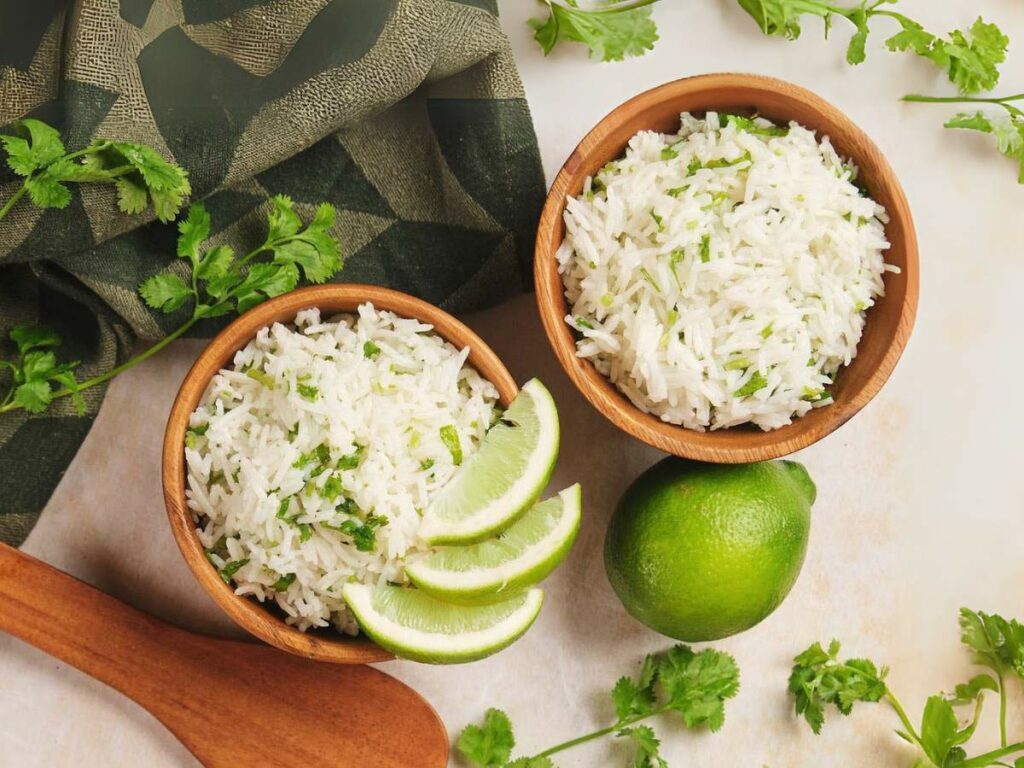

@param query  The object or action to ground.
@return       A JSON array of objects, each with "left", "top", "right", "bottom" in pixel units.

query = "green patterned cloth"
[{"left": 0, "top": 0, "right": 546, "bottom": 546}]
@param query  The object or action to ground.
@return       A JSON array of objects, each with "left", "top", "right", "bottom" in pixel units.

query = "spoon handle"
[
  {"left": 0, "top": 542, "right": 184, "bottom": 698},
  {"left": 0, "top": 544, "right": 449, "bottom": 768}
]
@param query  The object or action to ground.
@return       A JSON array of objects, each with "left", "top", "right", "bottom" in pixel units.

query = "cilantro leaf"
[
  {"left": 657, "top": 645, "right": 740, "bottom": 731},
  {"left": 321, "top": 475, "right": 344, "bottom": 501},
  {"left": 272, "top": 239, "right": 335, "bottom": 284},
  {"left": 618, "top": 724, "right": 666, "bottom": 768},
  {"left": 724, "top": 114, "right": 789, "bottom": 137},
  {"left": 918, "top": 695, "right": 959, "bottom": 766},
  {"left": 736, "top": 0, "right": 828, "bottom": 40},
  {"left": 21, "top": 350, "right": 58, "bottom": 381},
  {"left": 336, "top": 445, "right": 365, "bottom": 470},
  {"left": 0, "top": 135, "right": 36, "bottom": 176},
  {"left": 0, "top": 119, "right": 65, "bottom": 176},
  {"left": 177, "top": 203, "right": 212, "bottom": 265},
  {"left": 945, "top": 111, "right": 994, "bottom": 133},
  {"left": 149, "top": 186, "right": 187, "bottom": 223},
  {"left": 139, "top": 273, "right": 191, "bottom": 313},
  {"left": 195, "top": 245, "right": 235, "bottom": 282},
  {"left": 884, "top": 14, "right": 1007, "bottom": 94},
  {"left": 272, "top": 573, "right": 296, "bottom": 591},
  {"left": 233, "top": 262, "right": 300, "bottom": 313},
  {"left": 266, "top": 195, "right": 303, "bottom": 241},
  {"left": 734, "top": 371, "right": 768, "bottom": 397},
  {"left": 219, "top": 558, "right": 249, "bottom": 584},
  {"left": 25, "top": 172, "right": 72, "bottom": 209},
  {"left": 789, "top": 640, "right": 888, "bottom": 734},
  {"left": 943, "top": 18, "right": 1008, "bottom": 95},
  {"left": 884, "top": 13, "right": 941, "bottom": 63},
  {"left": 529, "top": 1, "right": 659, "bottom": 62},
  {"left": 339, "top": 515, "right": 387, "bottom": 552},
  {"left": 612, "top": 655, "right": 658, "bottom": 720},
  {"left": 246, "top": 368, "right": 276, "bottom": 389},
  {"left": 14, "top": 379, "right": 54, "bottom": 413},
  {"left": 10, "top": 326, "right": 60, "bottom": 355},
  {"left": 1, "top": 325, "right": 84, "bottom": 416},
  {"left": 440, "top": 424, "right": 462, "bottom": 465},
  {"left": 950, "top": 673, "right": 999, "bottom": 705},
  {"left": 268, "top": 200, "right": 340, "bottom": 283},
  {"left": 959, "top": 609, "right": 1024, "bottom": 681},
  {"left": 457, "top": 708, "right": 515, "bottom": 767},
  {"left": 114, "top": 175, "right": 149, "bottom": 215},
  {"left": 109, "top": 141, "right": 187, "bottom": 193},
  {"left": 845, "top": 8, "right": 870, "bottom": 65}
]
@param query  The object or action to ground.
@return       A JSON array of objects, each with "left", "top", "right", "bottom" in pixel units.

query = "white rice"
[
  {"left": 184, "top": 304, "right": 499, "bottom": 634},
  {"left": 558, "top": 112, "right": 898, "bottom": 431}
]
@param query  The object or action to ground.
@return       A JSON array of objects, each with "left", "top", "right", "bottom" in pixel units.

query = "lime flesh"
[
  {"left": 342, "top": 584, "right": 543, "bottom": 664},
  {"left": 407, "top": 484, "right": 581, "bottom": 604},
  {"left": 418, "top": 379, "right": 559, "bottom": 545}
]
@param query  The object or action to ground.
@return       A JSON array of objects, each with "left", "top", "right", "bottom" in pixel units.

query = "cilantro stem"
[
  {"left": 998, "top": 669, "right": 1008, "bottom": 747},
  {"left": 239, "top": 237, "right": 293, "bottom": 267},
  {"left": 903, "top": 93, "right": 1024, "bottom": 118},
  {"left": 904, "top": 94, "right": 1024, "bottom": 105},
  {"left": 547, "top": 0, "right": 659, "bottom": 12},
  {"left": 533, "top": 707, "right": 668, "bottom": 760},
  {"left": 957, "top": 741, "right": 1024, "bottom": 768},
  {"left": 0, "top": 378, "right": 15, "bottom": 409},
  {"left": 882, "top": 690, "right": 923, "bottom": 747},
  {"left": 0, "top": 183, "right": 27, "bottom": 220}
]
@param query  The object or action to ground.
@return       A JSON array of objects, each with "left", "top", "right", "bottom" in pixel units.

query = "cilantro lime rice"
[
  {"left": 184, "top": 304, "right": 499, "bottom": 634},
  {"left": 558, "top": 112, "right": 898, "bottom": 431}
]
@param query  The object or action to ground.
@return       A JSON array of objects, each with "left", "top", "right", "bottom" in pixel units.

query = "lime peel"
[
  {"left": 418, "top": 378, "right": 560, "bottom": 545},
  {"left": 342, "top": 584, "right": 543, "bottom": 664},
  {"left": 407, "top": 484, "right": 581, "bottom": 602}
]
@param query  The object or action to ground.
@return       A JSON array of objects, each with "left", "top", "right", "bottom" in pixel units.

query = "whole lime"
[{"left": 604, "top": 458, "right": 815, "bottom": 642}]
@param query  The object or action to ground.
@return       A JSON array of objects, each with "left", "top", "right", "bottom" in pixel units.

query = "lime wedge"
[
  {"left": 342, "top": 584, "right": 543, "bottom": 664},
  {"left": 419, "top": 378, "right": 560, "bottom": 545},
  {"left": 407, "top": 484, "right": 581, "bottom": 604}
]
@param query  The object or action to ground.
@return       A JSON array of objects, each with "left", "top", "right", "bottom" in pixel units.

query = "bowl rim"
[
  {"left": 534, "top": 73, "right": 919, "bottom": 463},
  {"left": 162, "top": 283, "right": 519, "bottom": 664}
]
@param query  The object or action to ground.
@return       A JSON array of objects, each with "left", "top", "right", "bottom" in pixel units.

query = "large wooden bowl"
[
  {"left": 535, "top": 74, "right": 919, "bottom": 463},
  {"left": 162, "top": 284, "right": 518, "bottom": 664}
]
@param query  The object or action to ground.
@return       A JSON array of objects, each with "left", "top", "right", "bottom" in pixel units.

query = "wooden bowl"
[
  {"left": 162, "top": 284, "right": 519, "bottom": 664},
  {"left": 535, "top": 74, "right": 919, "bottom": 463}
]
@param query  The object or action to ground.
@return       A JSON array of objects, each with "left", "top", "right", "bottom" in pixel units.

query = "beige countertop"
[{"left": 3, "top": 2, "right": 1023, "bottom": 765}]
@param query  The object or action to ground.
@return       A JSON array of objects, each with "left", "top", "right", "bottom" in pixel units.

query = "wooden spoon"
[{"left": 0, "top": 543, "right": 449, "bottom": 768}]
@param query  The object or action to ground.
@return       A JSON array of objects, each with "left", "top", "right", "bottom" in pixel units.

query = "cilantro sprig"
[
  {"left": 457, "top": 645, "right": 739, "bottom": 767},
  {"left": 0, "top": 118, "right": 189, "bottom": 221},
  {"left": 903, "top": 93, "right": 1024, "bottom": 184},
  {"left": 139, "top": 195, "right": 340, "bottom": 318},
  {"left": 0, "top": 326, "right": 85, "bottom": 415},
  {"left": 737, "top": 2, "right": 1008, "bottom": 95},
  {"left": 789, "top": 608, "right": 1024, "bottom": 768},
  {"left": 529, "top": 0, "right": 659, "bottom": 62},
  {"left": 528, "top": 0, "right": 1009, "bottom": 96},
  {"left": 0, "top": 196, "right": 342, "bottom": 416}
]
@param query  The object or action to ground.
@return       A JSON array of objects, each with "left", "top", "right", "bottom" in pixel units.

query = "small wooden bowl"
[
  {"left": 535, "top": 74, "right": 919, "bottom": 463},
  {"left": 162, "top": 284, "right": 519, "bottom": 664}
]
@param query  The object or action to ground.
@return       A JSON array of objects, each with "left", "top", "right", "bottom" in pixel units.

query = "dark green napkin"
[{"left": 0, "top": 0, "right": 546, "bottom": 546}]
